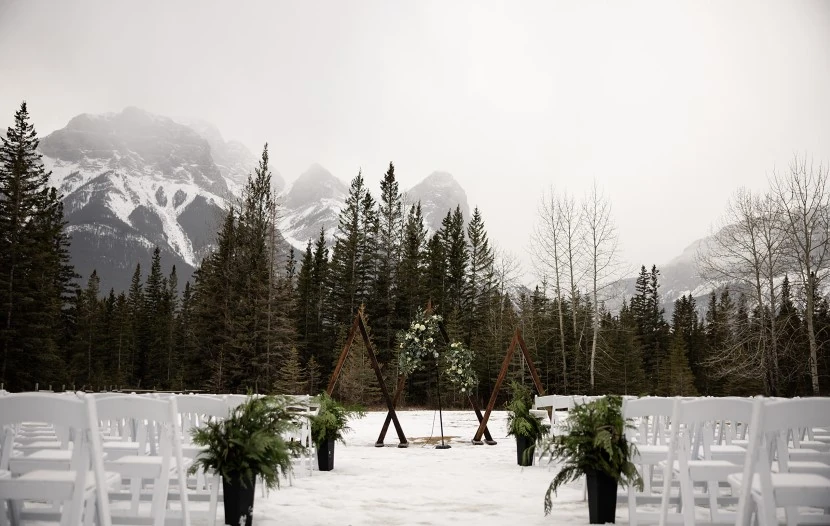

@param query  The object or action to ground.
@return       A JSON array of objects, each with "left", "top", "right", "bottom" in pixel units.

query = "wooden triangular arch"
[
  {"left": 472, "top": 327, "right": 546, "bottom": 444},
  {"left": 326, "top": 305, "right": 408, "bottom": 447},
  {"left": 375, "top": 302, "right": 498, "bottom": 446}
]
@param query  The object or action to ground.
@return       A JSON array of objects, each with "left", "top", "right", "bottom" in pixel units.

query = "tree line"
[{"left": 1, "top": 102, "right": 827, "bottom": 403}]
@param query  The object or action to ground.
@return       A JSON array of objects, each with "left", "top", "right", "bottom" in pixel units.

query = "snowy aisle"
[{"left": 194, "top": 410, "right": 618, "bottom": 526}]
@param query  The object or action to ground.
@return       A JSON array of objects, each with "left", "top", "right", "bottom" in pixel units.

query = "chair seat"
[
  {"left": 710, "top": 444, "right": 746, "bottom": 462},
  {"left": 663, "top": 459, "right": 743, "bottom": 479},
  {"left": 0, "top": 469, "right": 120, "bottom": 500},
  {"left": 633, "top": 444, "right": 669, "bottom": 463},
  {"left": 728, "top": 472, "right": 830, "bottom": 508},
  {"left": 106, "top": 455, "right": 191, "bottom": 478},
  {"left": 773, "top": 461, "right": 830, "bottom": 478},
  {"left": 8, "top": 449, "right": 74, "bottom": 474}
]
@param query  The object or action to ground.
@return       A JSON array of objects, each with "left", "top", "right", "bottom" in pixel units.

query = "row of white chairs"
[
  {"left": 535, "top": 394, "right": 830, "bottom": 525},
  {"left": 0, "top": 391, "right": 318, "bottom": 526}
]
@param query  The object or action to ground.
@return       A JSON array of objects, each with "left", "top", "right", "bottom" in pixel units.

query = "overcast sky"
[{"left": 2, "top": 0, "right": 829, "bottom": 278}]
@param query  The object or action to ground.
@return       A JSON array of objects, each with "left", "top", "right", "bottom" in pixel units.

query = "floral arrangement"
[
  {"left": 441, "top": 341, "right": 477, "bottom": 393},
  {"left": 397, "top": 309, "right": 443, "bottom": 377},
  {"left": 397, "top": 309, "right": 478, "bottom": 394}
]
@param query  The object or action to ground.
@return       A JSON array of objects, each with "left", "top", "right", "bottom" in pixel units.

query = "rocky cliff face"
[
  {"left": 35, "top": 107, "right": 473, "bottom": 292},
  {"left": 39, "top": 107, "right": 233, "bottom": 290}
]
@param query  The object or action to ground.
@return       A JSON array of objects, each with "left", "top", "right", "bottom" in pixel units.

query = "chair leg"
[
  {"left": 627, "top": 483, "right": 638, "bottom": 526},
  {"left": 208, "top": 473, "right": 220, "bottom": 525}
]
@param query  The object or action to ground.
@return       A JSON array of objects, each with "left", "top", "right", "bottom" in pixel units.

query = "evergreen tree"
[
  {"left": 464, "top": 207, "right": 495, "bottom": 349},
  {"left": 328, "top": 170, "right": 377, "bottom": 359},
  {"left": 0, "top": 102, "right": 75, "bottom": 390},
  {"left": 274, "top": 347, "right": 306, "bottom": 395},
  {"left": 370, "top": 162, "right": 404, "bottom": 362},
  {"left": 397, "top": 203, "right": 427, "bottom": 319}
]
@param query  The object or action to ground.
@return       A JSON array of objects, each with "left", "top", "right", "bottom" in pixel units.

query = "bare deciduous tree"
[
  {"left": 698, "top": 187, "right": 786, "bottom": 394},
  {"left": 770, "top": 156, "right": 830, "bottom": 396},
  {"left": 531, "top": 188, "right": 569, "bottom": 390},
  {"left": 581, "top": 181, "right": 622, "bottom": 391}
]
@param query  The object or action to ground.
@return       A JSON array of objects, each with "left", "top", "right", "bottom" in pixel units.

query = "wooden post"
[
  {"left": 327, "top": 307, "right": 409, "bottom": 447},
  {"left": 472, "top": 327, "right": 545, "bottom": 443}
]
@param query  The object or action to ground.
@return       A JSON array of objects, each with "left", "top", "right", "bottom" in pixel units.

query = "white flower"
[
  {"left": 461, "top": 387, "right": 466, "bottom": 392},
  {"left": 433, "top": 352, "right": 439, "bottom": 358},
  {"left": 427, "top": 338, "right": 433, "bottom": 343}
]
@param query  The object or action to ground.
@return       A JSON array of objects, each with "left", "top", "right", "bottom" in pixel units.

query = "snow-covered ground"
[{"left": 192, "top": 410, "right": 606, "bottom": 526}]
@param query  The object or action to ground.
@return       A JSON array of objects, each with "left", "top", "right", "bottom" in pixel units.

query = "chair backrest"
[
  {"left": 0, "top": 392, "right": 112, "bottom": 526},
  {"left": 175, "top": 394, "right": 229, "bottom": 443},
  {"left": 735, "top": 397, "right": 830, "bottom": 526},
  {"left": 622, "top": 396, "right": 676, "bottom": 446},
  {"left": 672, "top": 397, "right": 755, "bottom": 460}
]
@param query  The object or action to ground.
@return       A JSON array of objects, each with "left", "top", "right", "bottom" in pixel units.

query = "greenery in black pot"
[
  {"left": 310, "top": 391, "right": 366, "bottom": 446},
  {"left": 505, "top": 381, "right": 550, "bottom": 465},
  {"left": 188, "top": 394, "right": 304, "bottom": 489},
  {"left": 539, "top": 395, "right": 643, "bottom": 515}
]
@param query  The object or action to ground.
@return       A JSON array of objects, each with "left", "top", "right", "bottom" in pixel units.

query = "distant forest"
[{"left": 2, "top": 102, "right": 828, "bottom": 404}]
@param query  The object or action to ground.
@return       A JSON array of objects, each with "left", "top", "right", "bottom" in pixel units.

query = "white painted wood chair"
[
  {"left": 622, "top": 396, "right": 677, "bottom": 526},
  {"left": 0, "top": 392, "right": 114, "bottom": 526},
  {"left": 731, "top": 397, "right": 830, "bottom": 526},
  {"left": 95, "top": 395, "right": 191, "bottom": 526},
  {"left": 174, "top": 394, "right": 229, "bottom": 525},
  {"left": 658, "top": 397, "right": 755, "bottom": 526}
]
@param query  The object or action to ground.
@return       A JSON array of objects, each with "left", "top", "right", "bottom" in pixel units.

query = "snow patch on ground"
[{"left": 190, "top": 410, "right": 600, "bottom": 526}]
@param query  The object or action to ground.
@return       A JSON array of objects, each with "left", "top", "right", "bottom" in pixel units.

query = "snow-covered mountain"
[
  {"left": 34, "top": 107, "right": 473, "bottom": 292},
  {"left": 39, "top": 107, "right": 237, "bottom": 290},
  {"left": 173, "top": 117, "right": 284, "bottom": 197},
  {"left": 616, "top": 237, "right": 715, "bottom": 316},
  {"left": 404, "top": 171, "right": 470, "bottom": 232},
  {"left": 277, "top": 163, "right": 348, "bottom": 248}
]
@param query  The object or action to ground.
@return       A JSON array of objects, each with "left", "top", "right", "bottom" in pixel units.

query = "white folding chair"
[
  {"left": 95, "top": 395, "right": 191, "bottom": 526},
  {"left": 621, "top": 396, "right": 677, "bottom": 526},
  {"left": 659, "top": 397, "right": 755, "bottom": 526},
  {"left": 0, "top": 393, "right": 114, "bottom": 526},
  {"left": 174, "top": 394, "right": 229, "bottom": 525},
  {"left": 731, "top": 397, "right": 830, "bottom": 526}
]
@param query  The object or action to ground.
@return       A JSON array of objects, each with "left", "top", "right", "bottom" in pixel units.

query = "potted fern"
[
  {"left": 505, "top": 381, "right": 550, "bottom": 466},
  {"left": 189, "top": 395, "right": 304, "bottom": 526},
  {"left": 539, "top": 395, "right": 642, "bottom": 524},
  {"left": 309, "top": 392, "right": 366, "bottom": 471}
]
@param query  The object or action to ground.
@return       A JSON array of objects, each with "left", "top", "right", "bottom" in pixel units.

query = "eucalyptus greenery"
[
  {"left": 397, "top": 308, "right": 443, "bottom": 376},
  {"left": 309, "top": 391, "right": 366, "bottom": 447},
  {"left": 539, "top": 395, "right": 643, "bottom": 514},
  {"left": 188, "top": 395, "right": 304, "bottom": 489},
  {"left": 505, "top": 381, "right": 550, "bottom": 441}
]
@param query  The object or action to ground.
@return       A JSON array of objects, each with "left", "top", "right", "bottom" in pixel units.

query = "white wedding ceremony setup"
[{"left": 0, "top": 388, "right": 828, "bottom": 526}]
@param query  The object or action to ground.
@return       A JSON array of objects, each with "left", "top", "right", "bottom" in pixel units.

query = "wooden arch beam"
[
  {"left": 472, "top": 327, "right": 545, "bottom": 444},
  {"left": 327, "top": 306, "right": 408, "bottom": 448}
]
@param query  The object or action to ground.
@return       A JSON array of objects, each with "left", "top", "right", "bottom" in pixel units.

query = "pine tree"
[
  {"left": 464, "top": 207, "right": 495, "bottom": 348},
  {"left": 397, "top": 203, "right": 427, "bottom": 320},
  {"left": 370, "top": 162, "right": 403, "bottom": 363},
  {"left": 444, "top": 206, "right": 469, "bottom": 315},
  {"left": 658, "top": 333, "right": 698, "bottom": 396},
  {"left": 127, "top": 263, "right": 146, "bottom": 387},
  {"left": 0, "top": 102, "right": 75, "bottom": 390},
  {"left": 328, "top": 170, "right": 376, "bottom": 345},
  {"left": 143, "top": 247, "right": 167, "bottom": 387},
  {"left": 274, "top": 347, "right": 306, "bottom": 395}
]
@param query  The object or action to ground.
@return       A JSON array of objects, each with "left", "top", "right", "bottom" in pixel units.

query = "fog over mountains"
[{"left": 33, "top": 107, "right": 474, "bottom": 292}]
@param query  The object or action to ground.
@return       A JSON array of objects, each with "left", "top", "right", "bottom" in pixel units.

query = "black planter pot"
[
  {"left": 515, "top": 435, "right": 535, "bottom": 466},
  {"left": 222, "top": 474, "right": 256, "bottom": 526},
  {"left": 317, "top": 438, "right": 336, "bottom": 471},
  {"left": 585, "top": 469, "right": 618, "bottom": 524}
]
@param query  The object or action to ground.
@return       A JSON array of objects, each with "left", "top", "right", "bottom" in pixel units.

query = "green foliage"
[
  {"left": 505, "top": 381, "right": 550, "bottom": 441},
  {"left": 539, "top": 395, "right": 642, "bottom": 514},
  {"left": 309, "top": 391, "right": 366, "bottom": 447},
  {"left": 189, "top": 395, "right": 303, "bottom": 489}
]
